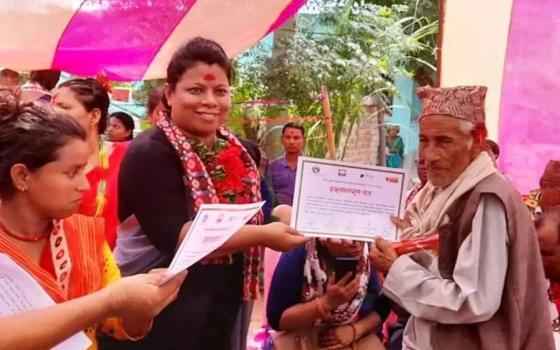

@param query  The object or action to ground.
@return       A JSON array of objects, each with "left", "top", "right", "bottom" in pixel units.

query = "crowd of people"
[{"left": 0, "top": 36, "right": 559, "bottom": 350}]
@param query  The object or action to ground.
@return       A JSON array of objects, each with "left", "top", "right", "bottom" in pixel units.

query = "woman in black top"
[{"left": 110, "top": 38, "right": 308, "bottom": 350}]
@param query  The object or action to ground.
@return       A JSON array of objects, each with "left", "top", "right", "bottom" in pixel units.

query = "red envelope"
[{"left": 390, "top": 234, "right": 439, "bottom": 255}]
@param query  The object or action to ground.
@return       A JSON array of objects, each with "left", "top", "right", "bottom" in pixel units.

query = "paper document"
[
  {"left": 0, "top": 254, "right": 92, "bottom": 350},
  {"left": 291, "top": 157, "right": 407, "bottom": 241},
  {"left": 168, "top": 202, "right": 265, "bottom": 275}
]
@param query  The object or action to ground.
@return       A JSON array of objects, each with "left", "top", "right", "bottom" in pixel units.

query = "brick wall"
[{"left": 339, "top": 106, "right": 385, "bottom": 166}]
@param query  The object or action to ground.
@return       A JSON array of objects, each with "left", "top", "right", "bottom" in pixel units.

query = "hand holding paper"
[
  {"left": 168, "top": 202, "right": 265, "bottom": 275},
  {"left": 261, "top": 222, "right": 310, "bottom": 251},
  {"left": 106, "top": 269, "right": 187, "bottom": 318}
]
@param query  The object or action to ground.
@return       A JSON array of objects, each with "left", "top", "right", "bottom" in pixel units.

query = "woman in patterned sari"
[{"left": 0, "top": 93, "right": 185, "bottom": 349}]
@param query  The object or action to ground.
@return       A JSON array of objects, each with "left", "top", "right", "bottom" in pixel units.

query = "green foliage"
[
  {"left": 131, "top": 79, "right": 165, "bottom": 106},
  {"left": 232, "top": 0, "right": 438, "bottom": 157},
  {"left": 362, "top": 0, "right": 438, "bottom": 21},
  {"left": 358, "top": 0, "right": 439, "bottom": 71}
]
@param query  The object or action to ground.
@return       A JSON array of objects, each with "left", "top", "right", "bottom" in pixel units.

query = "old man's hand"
[
  {"left": 391, "top": 215, "right": 412, "bottom": 231},
  {"left": 369, "top": 237, "right": 398, "bottom": 274}
]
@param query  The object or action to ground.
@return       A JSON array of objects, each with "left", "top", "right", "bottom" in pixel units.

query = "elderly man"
[{"left": 370, "top": 86, "right": 553, "bottom": 349}]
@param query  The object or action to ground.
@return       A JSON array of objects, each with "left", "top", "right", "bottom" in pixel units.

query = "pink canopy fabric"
[
  {"left": 0, "top": 0, "right": 305, "bottom": 81},
  {"left": 439, "top": 0, "right": 560, "bottom": 193}
]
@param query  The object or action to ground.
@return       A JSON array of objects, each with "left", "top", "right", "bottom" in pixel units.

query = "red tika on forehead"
[{"left": 203, "top": 74, "right": 216, "bottom": 81}]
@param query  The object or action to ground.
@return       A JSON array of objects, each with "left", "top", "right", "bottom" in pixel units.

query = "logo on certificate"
[
  {"left": 338, "top": 169, "right": 347, "bottom": 177},
  {"left": 312, "top": 166, "right": 321, "bottom": 174},
  {"left": 386, "top": 176, "right": 399, "bottom": 183},
  {"left": 216, "top": 214, "right": 225, "bottom": 224}
]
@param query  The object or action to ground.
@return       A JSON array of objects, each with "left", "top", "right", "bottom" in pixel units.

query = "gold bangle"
[
  {"left": 315, "top": 297, "right": 329, "bottom": 319},
  {"left": 122, "top": 319, "right": 153, "bottom": 341}
]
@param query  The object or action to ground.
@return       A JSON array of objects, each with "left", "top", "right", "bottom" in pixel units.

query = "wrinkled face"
[
  {"left": 388, "top": 127, "right": 399, "bottom": 137},
  {"left": 419, "top": 115, "right": 480, "bottom": 187},
  {"left": 107, "top": 117, "right": 131, "bottom": 142},
  {"left": 541, "top": 175, "right": 560, "bottom": 211},
  {"left": 322, "top": 240, "right": 364, "bottom": 258},
  {"left": 165, "top": 63, "right": 231, "bottom": 138},
  {"left": 417, "top": 158, "right": 428, "bottom": 184},
  {"left": 281, "top": 127, "right": 305, "bottom": 155},
  {"left": 17, "top": 139, "right": 90, "bottom": 220},
  {"left": 52, "top": 87, "right": 99, "bottom": 136}
]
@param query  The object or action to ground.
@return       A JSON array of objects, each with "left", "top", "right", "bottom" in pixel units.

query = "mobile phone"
[{"left": 334, "top": 258, "right": 359, "bottom": 282}]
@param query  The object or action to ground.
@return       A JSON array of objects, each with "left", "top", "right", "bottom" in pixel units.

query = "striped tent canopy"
[
  {"left": 0, "top": 0, "right": 305, "bottom": 81},
  {"left": 439, "top": 0, "right": 560, "bottom": 193}
]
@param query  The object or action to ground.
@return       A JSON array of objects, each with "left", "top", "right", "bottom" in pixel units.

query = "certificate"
[
  {"left": 0, "top": 254, "right": 92, "bottom": 350},
  {"left": 291, "top": 157, "right": 407, "bottom": 241},
  {"left": 168, "top": 202, "right": 264, "bottom": 275}
]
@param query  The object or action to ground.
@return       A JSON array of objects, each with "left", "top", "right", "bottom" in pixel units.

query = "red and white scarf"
[{"left": 157, "top": 116, "right": 263, "bottom": 300}]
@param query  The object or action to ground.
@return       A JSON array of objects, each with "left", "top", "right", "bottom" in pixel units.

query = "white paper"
[
  {"left": 168, "top": 202, "right": 265, "bottom": 275},
  {"left": 291, "top": 157, "right": 407, "bottom": 242},
  {"left": 0, "top": 254, "right": 91, "bottom": 350}
]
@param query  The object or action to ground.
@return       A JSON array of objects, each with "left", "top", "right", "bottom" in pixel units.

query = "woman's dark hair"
[
  {"left": 0, "top": 90, "right": 86, "bottom": 199},
  {"left": 0, "top": 69, "right": 20, "bottom": 81},
  {"left": 163, "top": 37, "right": 232, "bottom": 109},
  {"left": 30, "top": 70, "right": 61, "bottom": 91},
  {"left": 58, "top": 78, "right": 110, "bottom": 135},
  {"left": 147, "top": 85, "right": 165, "bottom": 115},
  {"left": 109, "top": 111, "right": 135, "bottom": 141}
]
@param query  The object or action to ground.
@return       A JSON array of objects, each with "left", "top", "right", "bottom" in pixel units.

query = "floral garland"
[{"left": 188, "top": 137, "right": 251, "bottom": 204}]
